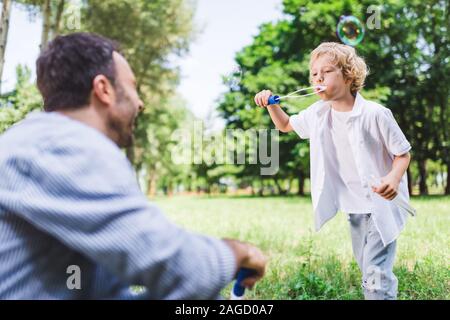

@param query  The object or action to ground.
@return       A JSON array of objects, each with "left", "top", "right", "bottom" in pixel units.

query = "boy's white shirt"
[
  {"left": 327, "top": 109, "right": 373, "bottom": 213},
  {"left": 289, "top": 92, "right": 412, "bottom": 246}
]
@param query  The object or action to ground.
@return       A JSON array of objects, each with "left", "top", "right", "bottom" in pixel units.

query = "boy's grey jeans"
[{"left": 348, "top": 213, "right": 398, "bottom": 300}]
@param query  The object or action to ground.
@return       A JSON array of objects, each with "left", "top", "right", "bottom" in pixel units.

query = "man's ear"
[{"left": 92, "top": 75, "right": 115, "bottom": 107}]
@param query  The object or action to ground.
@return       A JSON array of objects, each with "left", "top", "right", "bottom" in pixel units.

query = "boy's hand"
[
  {"left": 254, "top": 90, "right": 273, "bottom": 108},
  {"left": 372, "top": 172, "right": 401, "bottom": 200}
]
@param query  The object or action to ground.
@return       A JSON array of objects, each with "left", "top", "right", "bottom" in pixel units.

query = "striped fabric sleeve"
[{"left": 6, "top": 140, "right": 236, "bottom": 299}]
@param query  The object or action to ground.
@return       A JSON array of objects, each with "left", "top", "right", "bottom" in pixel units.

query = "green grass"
[{"left": 154, "top": 195, "right": 450, "bottom": 300}]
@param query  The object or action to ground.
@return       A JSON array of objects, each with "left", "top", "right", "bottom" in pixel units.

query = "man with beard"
[{"left": 0, "top": 33, "right": 266, "bottom": 299}]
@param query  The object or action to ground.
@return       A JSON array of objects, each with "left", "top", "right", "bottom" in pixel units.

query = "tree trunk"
[
  {"left": 167, "top": 182, "right": 173, "bottom": 196},
  {"left": 406, "top": 166, "right": 413, "bottom": 196},
  {"left": 446, "top": 162, "right": 450, "bottom": 195},
  {"left": 0, "top": 0, "right": 12, "bottom": 94},
  {"left": 258, "top": 178, "right": 264, "bottom": 197},
  {"left": 438, "top": 87, "right": 449, "bottom": 195},
  {"left": 186, "top": 178, "right": 192, "bottom": 192},
  {"left": 297, "top": 171, "right": 305, "bottom": 196},
  {"left": 274, "top": 178, "right": 287, "bottom": 195},
  {"left": 40, "top": 0, "right": 52, "bottom": 52},
  {"left": 147, "top": 170, "right": 157, "bottom": 198},
  {"left": 418, "top": 159, "right": 428, "bottom": 195},
  {"left": 51, "top": 0, "right": 66, "bottom": 38},
  {"left": 286, "top": 178, "right": 292, "bottom": 194}
]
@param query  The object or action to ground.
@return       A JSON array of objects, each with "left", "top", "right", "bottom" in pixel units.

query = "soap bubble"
[
  {"left": 224, "top": 65, "right": 242, "bottom": 90},
  {"left": 336, "top": 15, "right": 365, "bottom": 46}
]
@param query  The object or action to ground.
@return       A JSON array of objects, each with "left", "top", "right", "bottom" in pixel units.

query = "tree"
[
  {"left": 79, "top": 0, "right": 196, "bottom": 192},
  {"left": 0, "top": 65, "right": 42, "bottom": 133},
  {"left": 1, "top": 0, "right": 196, "bottom": 195},
  {"left": 218, "top": 0, "right": 362, "bottom": 196},
  {"left": 0, "top": 0, "right": 13, "bottom": 93},
  {"left": 218, "top": 0, "right": 449, "bottom": 195},
  {"left": 15, "top": 0, "right": 68, "bottom": 50},
  {"left": 354, "top": 0, "right": 449, "bottom": 195}
]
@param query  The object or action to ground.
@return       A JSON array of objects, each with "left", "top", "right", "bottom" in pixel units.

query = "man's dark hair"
[{"left": 36, "top": 32, "right": 120, "bottom": 111}]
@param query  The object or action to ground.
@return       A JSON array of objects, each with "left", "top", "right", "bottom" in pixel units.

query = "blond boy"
[{"left": 255, "top": 42, "right": 412, "bottom": 300}]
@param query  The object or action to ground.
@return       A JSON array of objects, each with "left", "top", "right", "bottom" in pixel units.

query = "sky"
[
  {"left": 1, "top": 0, "right": 285, "bottom": 120},
  {"left": 1, "top": 3, "right": 41, "bottom": 92},
  {"left": 176, "top": 0, "right": 284, "bottom": 119}
]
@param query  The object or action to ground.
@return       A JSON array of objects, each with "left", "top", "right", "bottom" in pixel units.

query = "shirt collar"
[
  {"left": 349, "top": 92, "right": 364, "bottom": 118},
  {"left": 315, "top": 92, "right": 365, "bottom": 118}
]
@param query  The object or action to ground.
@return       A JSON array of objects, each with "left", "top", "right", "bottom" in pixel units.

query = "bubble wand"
[
  {"left": 268, "top": 85, "right": 327, "bottom": 105},
  {"left": 369, "top": 175, "right": 416, "bottom": 216}
]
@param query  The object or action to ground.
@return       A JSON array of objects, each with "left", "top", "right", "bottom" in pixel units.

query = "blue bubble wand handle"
[
  {"left": 230, "top": 268, "right": 257, "bottom": 300},
  {"left": 268, "top": 95, "right": 281, "bottom": 105}
]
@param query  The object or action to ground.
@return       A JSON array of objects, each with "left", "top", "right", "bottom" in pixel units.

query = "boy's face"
[{"left": 311, "top": 54, "right": 351, "bottom": 101}]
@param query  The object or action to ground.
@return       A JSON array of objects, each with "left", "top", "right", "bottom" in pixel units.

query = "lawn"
[{"left": 154, "top": 195, "right": 450, "bottom": 300}]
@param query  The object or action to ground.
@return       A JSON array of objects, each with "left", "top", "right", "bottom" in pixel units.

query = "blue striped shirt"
[{"left": 0, "top": 111, "right": 236, "bottom": 299}]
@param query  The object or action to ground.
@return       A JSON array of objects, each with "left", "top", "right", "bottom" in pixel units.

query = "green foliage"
[
  {"left": 1, "top": 0, "right": 448, "bottom": 194},
  {"left": 0, "top": 65, "right": 42, "bottom": 133},
  {"left": 76, "top": 0, "right": 196, "bottom": 192},
  {"left": 217, "top": 0, "right": 449, "bottom": 195},
  {"left": 1, "top": 0, "right": 197, "bottom": 193},
  {"left": 80, "top": 0, "right": 194, "bottom": 95}
]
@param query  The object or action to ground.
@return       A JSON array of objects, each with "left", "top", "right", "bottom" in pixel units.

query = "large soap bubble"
[{"left": 336, "top": 15, "right": 365, "bottom": 46}]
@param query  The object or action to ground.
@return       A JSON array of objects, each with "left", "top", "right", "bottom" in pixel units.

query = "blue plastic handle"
[
  {"left": 268, "top": 95, "right": 280, "bottom": 105},
  {"left": 232, "top": 268, "right": 257, "bottom": 297}
]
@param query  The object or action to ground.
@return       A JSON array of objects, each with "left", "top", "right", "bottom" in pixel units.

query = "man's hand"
[
  {"left": 372, "top": 172, "right": 401, "bottom": 200},
  {"left": 222, "top": 239, "right": 267, "bottom": 289}
]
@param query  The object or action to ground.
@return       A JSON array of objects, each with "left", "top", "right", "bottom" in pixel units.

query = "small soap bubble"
[{"left": 224, "top": 65, "right": 243, "bottom": 90}]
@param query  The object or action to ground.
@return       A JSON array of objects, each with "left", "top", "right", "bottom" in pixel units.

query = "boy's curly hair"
[{"left": 309, "top": 42, "right": 368, "bottom": 95}]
